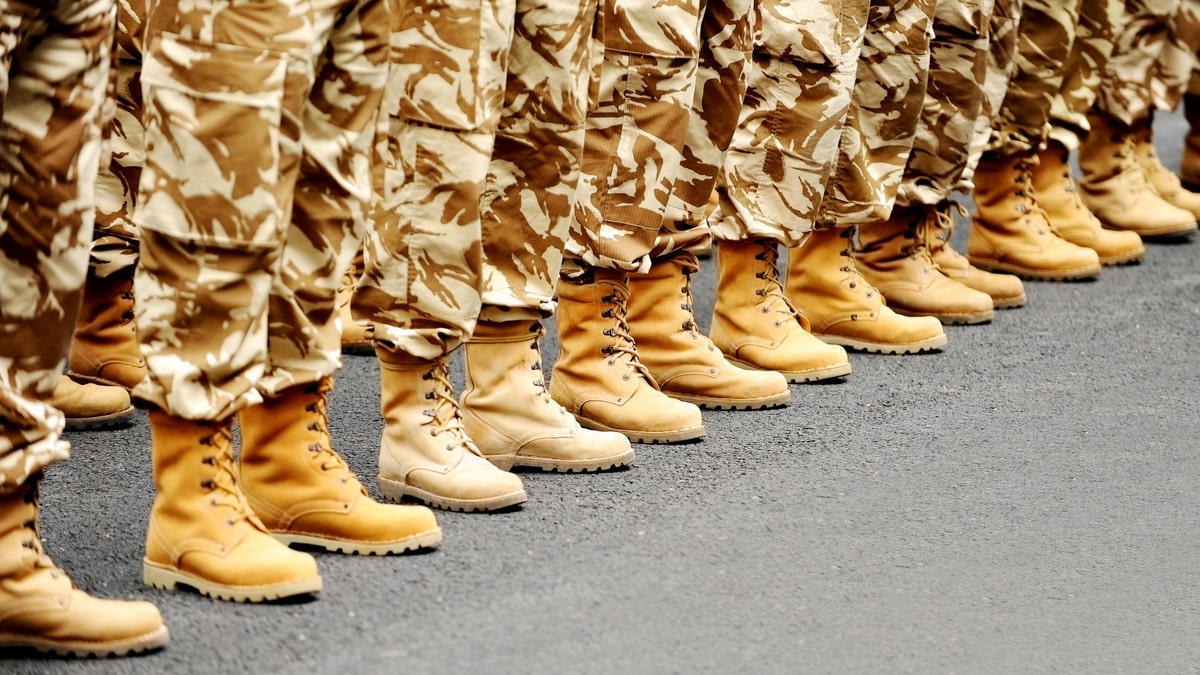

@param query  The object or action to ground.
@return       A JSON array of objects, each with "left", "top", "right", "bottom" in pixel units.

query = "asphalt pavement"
[{"left": 7, "top": 111, "right": 1200, "bottom": 674}]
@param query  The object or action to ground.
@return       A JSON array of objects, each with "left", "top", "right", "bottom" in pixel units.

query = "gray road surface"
[{"left": 7, "top": 112, "right": 1200, "bottom": 674}]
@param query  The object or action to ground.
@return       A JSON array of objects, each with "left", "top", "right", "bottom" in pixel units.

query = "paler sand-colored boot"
[
  {"left": 927, "top": 202, "right": 1026, "bottom": 309},
  {"left": 1078, "top": 109, "right": 1197, "bottom": 239},
  {"left": 376, "top": 350, "right": 527, "bottom": 512},
  {"left": 461, "top": 320, "right": 634, "bottom": 472},
  {"left": 1032, "top": 139, "right": 1144, "bottom": 265},
  {"left": 785, "top": 227, "right": 947, "bottom": 354},
  {"left": 968, "top": 151, "right": 1103, "bottom": 280},
  {"left": 550, "top": 269, "right": 705, "bottom": 444},
  {"left": 854, "top": 207, "right": 994, "bottom": 325},
  {"left": 53, "top": 376, "right": 136, "bottom": 430},
  {"left": 1131, "top": 112, "right": 1200, "bottom": 220},
  {"left": 338, "top": 250, "right": 373, "bottom": 355},
  {"left": 0, "top": 475, "right": 168, "bottom": 657},
  {"left": 709, "top": 238, "right": 851, "bottom": 383},
  {"left": 238, "top": 377, "right": 442, "bottom": 554},
  {"left": 626, "top": 252, "right": 790, "bottom": 410},
  {"left": 142, "top": 410, "right": 323, "bottom": 602},
  {"left": 1180, "top": 93, "right": 1200, "bottom": 191},
  {"left": 67, "top": 263, "right": 147, "bottom": 390}
]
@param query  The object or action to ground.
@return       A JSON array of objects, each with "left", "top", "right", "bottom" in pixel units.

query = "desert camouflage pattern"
[
  {"left": 1096, "top": 0, "right": 1182, "bottom": 125},
  {"left": 90, "top": 0, "right": 143, "bottom": 283},
  {"left": 133, "top": 0, "right": 390, "bottom": 420},
  {"left": 0, "top": 0, "right": 114, "bottom": 489},
  {"left": 1048, "top": 0, "right": 1119, "bottom": 148},
  {"left": 817, "top": 0, "right": 937, "bottom": 226},
  {"left": 476, "top": 0, "right": 599, "bottom": 323},
  {"left": 1149, "top": 0, "right": 1200, "bottom": 112},
  {"left": 987, "top": 0, "right": 1080, "bottom": 156},
  {"left": 965, "top": 0, "right": 1021, "bottom": 180},
  {"left": 894, "top": 0, "right": 989, "bottom": 207},
  {"left": 565, "top": 0, "right": 754, "bottom": 273},
  {"left": 710, "top": 0, "right": 871, "bottom": 245},
  {"left": 355, "top": 0, "right": 509, "bottom": 360}
]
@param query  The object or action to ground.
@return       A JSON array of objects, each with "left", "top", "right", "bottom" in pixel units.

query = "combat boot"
[
  {"left": 926, "top": 202, "right": 1026, "bottom": 309},
  {"left": 550, "top": 270, "right": 705, "bottom": 444},
  {"left": 68, "top": 262, "right": 147, "bottom": 390},
  {"left": 238, "top": 377, "right": 442, "bottom": 554},
  {"left": 968, "top": 151, "right": 1102, "bottom": 280},
  {"left": 1180, "top": 93, "right": 1200, "bottom": 191},
  {"left": 142, "top": 410, "right": 323, "bottom": 602},
  {"left": 461, "top": 320, "right": 634, "bottom": 472},
  {"left": 376, "top": 350, "right": 527, "bottom": 512},
  {"left": 710, "top": 238, "right": 851, "bottom": 383},
  {"left": 855, "top": 207, "right": 994, "bottom": 325},
  {"left": 53, "top": 377, "right": 136, "bottom": 430},
  {"left": 338, "top": 250, "right": 372, "bottom": 355},
  {"left": 1032, "top": 139, "right": 1144, "bottom": 265},
  {"left": 785, "top": 227, "right": 947, "bottom": 355},
  {"left": 626, "top": 252, "right": 790, "bottom": 410},
  {"left": 0, "top": 476, "right": 168, "bottom": 657},
  {"left": 1078, "top": 109, "right": 1197, "bottom": 239},
  {"left": 1131, "top": 112, "right": 1200, "bottom": 220}
]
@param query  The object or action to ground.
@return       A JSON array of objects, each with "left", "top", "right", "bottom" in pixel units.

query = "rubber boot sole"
[
  {"left": 273, "top": 527, "right": 443, "bottom": 555},
  {"left": 890, "top": 305, "right": 994, "bottom": 326},
  {"left": 0, "top": 625, "right": 169, "bottom": 658},
  {"left": 968, "top": 257, "right": 1102, "bottom": 282},
  {"left": 572, "top": 414, "right": 705, "bottom": 445},
  {"left": 143, "top": 559, "right": 322, "bottom": 602},
  {"left": 664, "top": 389, "right": 791, "bottom": 411},
  {"left": 63, "top": 406, "right": 137, "bottom": 431},
  {"left": 724, "top": 355, "right": 852, "bottom": 384},
  {"left": 376, "top": 477, "right": 527, "bottom": 513},
  {"left": 485, "top": 449, "right": 635, "bottom": 473},
  {"left": 815, "top": 332, "right": 948, "bottom": 355}
]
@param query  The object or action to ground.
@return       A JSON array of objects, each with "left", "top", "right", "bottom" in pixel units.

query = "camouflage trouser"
[
  {"left": 965, "top": 0, "right": 1020, "bottom": 179},
  {"left": 710, "top": 0, "right": 871, "bottom": 245},
  {"left": 817, "top": 0, "right": 937, "bottom": 226},
  {"left": 91, "top": 0, "right": 143, "bottom": 282},
  {"left": 477, "top": 0, "right": 598, "bottom": 323},
  {"left": 894, "top": 0, "right": 990, "bottom": 208},
  {"left": 1148, "top": 0, "right": 1200, "bottom": 110},
  {"left": 564, "top": 0, "right": 755, "bottom": 274},
  {"left": 1046, "top": 0, "right": 1120, "bottom": 147},
  {"left": 133, "top": 0, "right": 389, "bottom": 421},
  {"left": 0, "top": 0, "right": 114, "bottom": 489},
  {"left": 355, "top": 0, "right": 508, "bottom": 359},
  {"left": 1096, "top": 0, "right": 1182, "bottom": 125}
]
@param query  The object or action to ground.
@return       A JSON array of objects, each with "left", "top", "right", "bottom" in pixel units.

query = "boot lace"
[
  {"left": 598, "top": 283, "right": 655, "bottom": 383},
  {"left": 302, "top": 380, "right": 355, "bottom": 483},
  {"left": 836, "top": 228, "right": 875, "bottom": 300},
  {"left": 1012, "top": 159, "right": 1056, "bottom": 235},
  {"left": 752, "top": 240, "right": 803, "bottom": 329},
  {"left": 421, "top": 358, "right": 481, "bottom": 454},
  {"left": 198, "top": 422, "right": 257, "bottom": 527},
  {"left": 525, "top": 323, "right": 555, "bottom": 406},
  {"left": 1113, "top": 134, "right": 1156, "bottom": 195}
]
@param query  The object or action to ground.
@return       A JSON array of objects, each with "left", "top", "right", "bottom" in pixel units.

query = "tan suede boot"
[
  {"left": 53, "top": 377, "right": 136, "bottom": 430},
  {"left": 785, "top": 227, "right": 947, "bottom": 354},
  {"left": 338, "top": 250, "right": 372, "bottom": 355},
  {"left": 927, "top": 202, "right": 1026, "bottom": 309},
  {"left": 67, "top": 263, "right": 147, "bottom": 390},
  {"left": 238, "top": 377, "right": 442, "bottom": 554},
  {"left": 550, "top": 270, "right": 705, "bottom": 444},
  {"left": 626, "top": 253, "right": 790, "bottom": 410},
  {"left": 462, "top": 320, "right": 634, "bottom": 472},
  {"left": 855, "top": 207, "right": 994, "bottom": 325},
  {"left": 968, "top": 151, "right": 1102, "bottom": 280},
  {"left": 1032, "top": 139, "right": 1145, "bottom": 266},
  {"left": 0, "top": 476, "right": 168, "bottom": 657},
  {"left": 377, "top": 350, "right": 527, "bottom": 512},
  {"left": 143, "top": 410, "right": 322, "bottom": 602},
  {"left": 1180, "top": 93, "right": 1200, "bottom": 191},
  {"left": 1132, "top": 112, "right": 1200, "bottom": 220},
  {"left": 1078, "top": 109, "right": 1197, "bottom": 239},
  {"left": 709, "top": 239, "right": 850, "bottom": 383}
]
